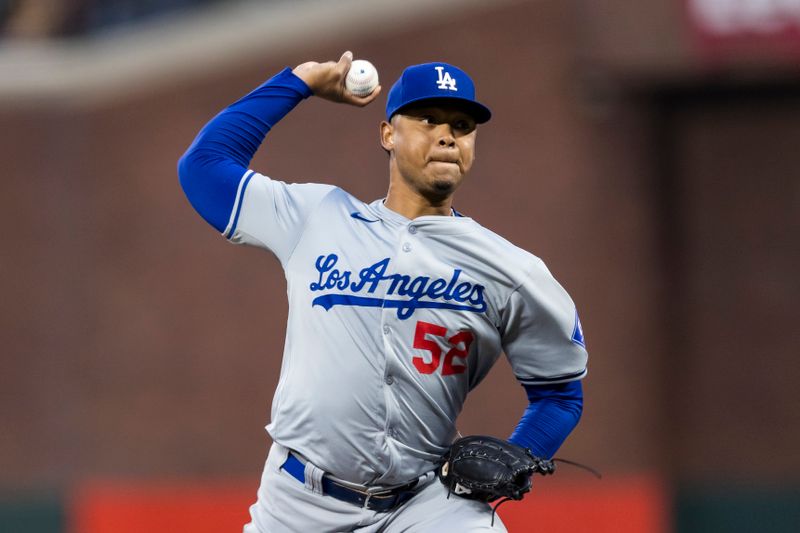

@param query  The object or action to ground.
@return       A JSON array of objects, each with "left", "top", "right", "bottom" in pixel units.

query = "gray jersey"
[{"left": 225, "top": 170, "right": 587, "bottom": 486}]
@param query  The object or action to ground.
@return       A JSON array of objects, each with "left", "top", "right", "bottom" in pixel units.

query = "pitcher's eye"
[{"left": 454, "top": 119, "right": 476, "bottom": 133}]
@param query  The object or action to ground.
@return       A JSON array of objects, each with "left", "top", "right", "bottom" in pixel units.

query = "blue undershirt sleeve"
[
  {"left": 508, "top": 380, "right": 583, "bottom": 459},
  {"left": 177, "top": 68, "right": 313, "bottom": 232}
]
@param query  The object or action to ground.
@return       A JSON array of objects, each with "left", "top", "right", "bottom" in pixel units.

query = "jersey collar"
[{"left": 367, "top": 199, "right": 477, "bottom": 235}]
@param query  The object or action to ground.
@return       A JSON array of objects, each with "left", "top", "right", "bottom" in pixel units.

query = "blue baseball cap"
[{"left": 385, "top": 62, "right": 491, "bottom": 124}]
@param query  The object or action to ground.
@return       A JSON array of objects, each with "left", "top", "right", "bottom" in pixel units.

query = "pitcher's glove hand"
[{"left": 437, "top": 435, "right": 555, "bottom": 502}]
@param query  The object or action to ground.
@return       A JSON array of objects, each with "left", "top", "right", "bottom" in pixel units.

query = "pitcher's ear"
[{"left": 380, "top": 120, "right": 393, "bottom": 151}]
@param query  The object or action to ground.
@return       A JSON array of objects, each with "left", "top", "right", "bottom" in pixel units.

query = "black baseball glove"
[{"left": 437, "top": 435, "right": 555, "bottom": 503}]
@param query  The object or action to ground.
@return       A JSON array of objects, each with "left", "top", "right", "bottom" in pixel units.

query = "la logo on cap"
[
  {"left": 435, "top": 66, "right": 458, "bottom": 91},
  {"left": 384, "top": 62, "right": 491, "bottom": 123}
]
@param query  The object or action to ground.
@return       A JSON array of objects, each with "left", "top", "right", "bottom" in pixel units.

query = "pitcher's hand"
[{"left": 293, "top": 51, "right": 382, "bottom": 107}]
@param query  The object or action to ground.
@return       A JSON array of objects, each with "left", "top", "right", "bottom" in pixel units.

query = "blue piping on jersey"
[
  {"left": 517, "top": 368, "right": 587, "bottom": 385},
  {"left": 225, "top": 170, "right": 256, "bottom": 238}
]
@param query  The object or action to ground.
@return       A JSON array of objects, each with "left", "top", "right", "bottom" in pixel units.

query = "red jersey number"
[{"left": 412, "top": 321, "right": 474, "bottom": 376}]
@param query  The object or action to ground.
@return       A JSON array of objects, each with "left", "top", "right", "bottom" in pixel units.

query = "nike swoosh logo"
[{"left": 350, "top": 212, "right": 379, "bottom": 223}]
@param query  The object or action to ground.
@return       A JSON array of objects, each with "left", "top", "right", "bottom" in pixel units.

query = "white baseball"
[{"left": 345, "top": 59, "right": 379, "bottom": 97}]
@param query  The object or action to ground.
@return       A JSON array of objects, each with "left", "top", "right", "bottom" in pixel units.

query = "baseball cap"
[{"left": 385, "top": 62, "right": 491, "bottom": 124}]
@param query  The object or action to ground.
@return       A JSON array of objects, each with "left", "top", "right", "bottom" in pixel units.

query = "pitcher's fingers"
[{"left": 348, "top": 84, "right": 382, "bottom": 107}]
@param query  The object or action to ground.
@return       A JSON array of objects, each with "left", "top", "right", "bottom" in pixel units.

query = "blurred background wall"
[{"left": 1, "top": 0, "right": 798, "bottom": 531}]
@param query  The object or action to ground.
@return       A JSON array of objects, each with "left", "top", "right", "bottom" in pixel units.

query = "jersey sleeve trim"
[
  {"left": 516, "top": 368, "right": 588, "bottom": 386},
  {"left": 223, "top": 169, "right": 256, "bottom": 239}
]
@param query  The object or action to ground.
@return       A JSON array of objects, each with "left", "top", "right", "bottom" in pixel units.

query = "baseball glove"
[{"left": 437, "top": 435, "right": 555, "bottom": 503}]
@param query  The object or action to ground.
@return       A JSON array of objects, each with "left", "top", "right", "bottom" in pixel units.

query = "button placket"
[
  {"left": 380, "top": 306, "right": 397, "bottom": 439},
  {"left": 400, "top": 223, "right": 418, "bottom": 253},
  {"left": 382, "top": 225, "right": 420, "bottom": 442}
]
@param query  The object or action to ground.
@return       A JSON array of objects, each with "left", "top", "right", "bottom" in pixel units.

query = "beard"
[
  {"left": 432, "top": 178, "right": 456, "bottom": 193},
  {"left": 423, "top": 178, "right": 458, "bottom": 203}
]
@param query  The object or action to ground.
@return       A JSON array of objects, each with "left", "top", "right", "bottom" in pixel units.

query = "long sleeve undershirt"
[
  {"left": 178, "top": 68, "right": 311, "bottom": 232},
  {"left": 509, "top": 381, "right": 583, "bottom": 458}
]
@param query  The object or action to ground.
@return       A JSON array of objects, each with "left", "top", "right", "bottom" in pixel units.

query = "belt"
[{"left": 280, "top": 452, "right": 420, "bottom": 512}]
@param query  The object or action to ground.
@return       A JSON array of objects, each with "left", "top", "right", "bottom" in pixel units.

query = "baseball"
[{"left": 345, "top": 59, "right": 379, "bottom": 97}]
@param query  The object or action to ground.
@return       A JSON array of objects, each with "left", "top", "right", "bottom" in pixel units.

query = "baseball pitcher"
[{"left": 178, "top": 51, "right": 588, "bottom": 532}]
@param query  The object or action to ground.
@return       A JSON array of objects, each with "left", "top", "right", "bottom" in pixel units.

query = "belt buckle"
[{"left": 362, "top": 485, "right": 394, "bottom": 510}]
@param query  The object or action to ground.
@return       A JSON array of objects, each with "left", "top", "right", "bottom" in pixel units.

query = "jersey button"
[
  {"left": 383, "top": 325, "right": 390, "bottom": 335},
  {"left": 408, "top": 225, "right": 418, "bottom": 234},
  {"left": 384, "top": 375, "right": 394, "bottom": 385},
  {"left": 402, "top": 242, "right": 412, "bottom": 252}
]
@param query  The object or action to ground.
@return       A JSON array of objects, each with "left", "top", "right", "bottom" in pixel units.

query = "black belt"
[{"left": 280, "top": 452, "right": 420, "bottom": 512}]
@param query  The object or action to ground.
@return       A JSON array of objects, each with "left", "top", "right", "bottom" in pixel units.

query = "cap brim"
[{"left": 393, "top": 96, "right": 492, "bottom": 124}]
